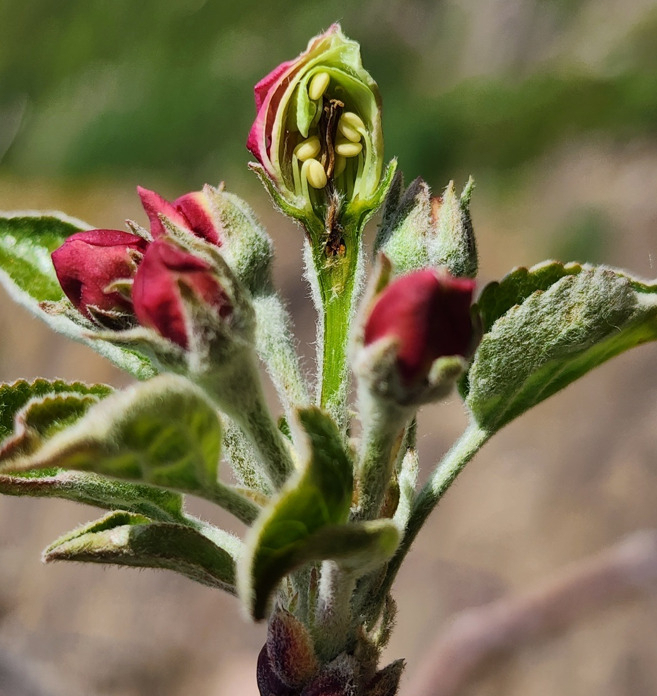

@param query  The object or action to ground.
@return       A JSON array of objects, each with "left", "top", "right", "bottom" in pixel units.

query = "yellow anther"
[
  {"left": 341, "top": 112, "right": 365, "bottom": 131},
  {"left": 333, "top": 155, "right": 347, "bottom": 178},
  {"left": 335, "top": 139, "right": 363, "bottom": 158},
  {"left": 294, "top": 135, "right": 321, "bottom": 161},
  {"left": 337, "top": 117, "right": 361, "bottom": 143},
  {"left": 305, "top": 158, "right": 328, "bottom": 189},
  {"left": 308, "top": 71, "right": 330, "bottom": 101}
]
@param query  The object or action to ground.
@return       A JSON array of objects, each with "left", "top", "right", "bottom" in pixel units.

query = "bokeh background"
[{"left": 1, "top": 1, "right": 657, "bottom": 694}]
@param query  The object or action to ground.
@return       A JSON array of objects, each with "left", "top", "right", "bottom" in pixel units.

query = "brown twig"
[{"left": 405, "top": 529, "right": 657, "bottom": 696}]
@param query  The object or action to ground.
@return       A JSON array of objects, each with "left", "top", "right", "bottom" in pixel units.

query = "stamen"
[
  {"left": 338, "top": 116, "right": 362, "bottom": 143},
  {"left": 305, "top": 158, "right": 328, "bottom": 189},
  {"left": 333, "top": 155, "right": 347, "bottom": 178},
  {"left": 308, "top": 72, "right": 330, "bottom": 101},
  {"left": 341, "top": 112, "right": 365, "bottom": 131},
  {"left": 294, "top": 135, "right": 321, "bottom": 161},
  {"left": 335, "top": 139, "right": 363, "bottom": 158}
]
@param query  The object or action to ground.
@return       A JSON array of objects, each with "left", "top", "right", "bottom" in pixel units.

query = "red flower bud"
[
  {"left": 364, "top": 269, "right": 476, "bottom": 385},
  {"left": 137, "top": 186, "right": 222, "bottom": 246},
  {"left": 51, "top": 229, "right": 147, "bottom": 321},
  {"left": 132, "top": 240, "right": 232, "bottom": 349}
]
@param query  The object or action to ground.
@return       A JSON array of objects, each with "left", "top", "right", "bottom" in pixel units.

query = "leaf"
[
  {"left": 43, "top": 510, "right": 237, "bottom": 592},
  {"left": 0, "top": 469, "right": 184, "bottom": 522},
  {"left": 464, "top": 263, "right": 657, "bottom": 432},
  {"left": 239, "top": 407, "right": 357, "bottom": 619},
  {"left": 0, "top": 212, "right": 156, "bottom": 379},
  {"left": 0, "top": 375, "right": 259, "bottom": 524},
  {"left": 0, "top": 378, "right": 112, "bottom": 441},
  {"left": 0, "top": 379, "right": 113, "bottom": 458},
  {"left": 476, "top": 261, "right": 582, "bottom": 333}
]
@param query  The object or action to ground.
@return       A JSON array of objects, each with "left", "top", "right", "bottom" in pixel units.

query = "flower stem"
[
  {"left": 305, "top": 214, "right": 363, "bottom": 428},
  {"left": 353, "top": 394, "right": 410, "bottom": 521},
  {"left": 198, "top": 349, "right": 295, "bottom": 490},
  {"left": 365, "top": 423, "right": 489, "bottom": 622}
]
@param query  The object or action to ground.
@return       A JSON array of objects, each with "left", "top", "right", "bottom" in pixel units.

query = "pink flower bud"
[
  {"left": 137, "top": 186, "right": 221, "bottom": 246},
  {"left": 364, "top": 269, "right": 476, "bottom": 385},
  {"left": 51, "top": 229, "right": 147, "bottom": 321},
  {"left": 132, "top": 239, "right": 232, "bottom": 349}
]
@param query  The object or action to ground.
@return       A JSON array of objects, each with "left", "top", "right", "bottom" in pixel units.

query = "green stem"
[
  {"left": 198, "top": 349, "right": 295, "bottom": 491},
  {"left": 305, "top": 217, "right": 363, "bottom": 427},
  {"left": 252, "top": 291, "right": 310, "bottom": 421},
  {"left": 313, "top": 560, "right": 357, "bottom": 661},
  {"left": 364, "top": 423, "right": 489, "bottom": 623},
  {"left": 353, "top": 395, "right": 410, "bottom": 521},
  {"left": 201, "top": 483, "right": 260, "bottom": 526}
]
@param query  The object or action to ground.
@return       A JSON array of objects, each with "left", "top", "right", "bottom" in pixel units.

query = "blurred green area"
[{"left": 2, "top": 0, "right": 657, "bottom": 196}]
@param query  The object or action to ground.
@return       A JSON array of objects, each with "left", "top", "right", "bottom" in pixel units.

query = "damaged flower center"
[{"left": 290, "top": 71, "right": 367, "bottom": 193}]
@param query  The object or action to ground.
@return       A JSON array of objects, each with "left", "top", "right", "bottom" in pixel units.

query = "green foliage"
[
  {"left": 44, "top": 510, "right": 237, "bottom": 592},
  {"left": 0, "top": 469, "right": 184, "bottom": 522},
  {"left": 0, "top": 374, "right": 258, "bottom": 523},
  {"left": 0, "top": 378, "right": 111, "bottom": 442},
  {"left": 239, "top": 408, "right": 355, "bottom": 619},
  {"left": 0, "top": 213, "right": 84, "bottom": 301},
  {"left": 464, "top": 263, "right": 657, "bottom": 432}
]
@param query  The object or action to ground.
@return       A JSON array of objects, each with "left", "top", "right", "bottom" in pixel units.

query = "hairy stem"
[
  {"left": 353, "top": 393, "right": 410, "bottom": 521},
  {"left": 366, "top": 423, "right": 489, "bottom": 622}
]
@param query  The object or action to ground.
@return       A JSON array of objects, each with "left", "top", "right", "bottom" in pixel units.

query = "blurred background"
[{"left": 1, "top": 1, "right": 657, "bottom": 694}]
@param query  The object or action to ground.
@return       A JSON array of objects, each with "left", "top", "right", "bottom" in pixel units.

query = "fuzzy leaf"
[
  {"left": 0, "top": 375, "right": 258, "bottom": 523},
  {"left": 239, "top": 407, "right": 361, "bottom": 619},
  {"left": 0, "top": 469, "right": 184, "bottom": 522},
  {"left": 0, "top": 378, "right": 112, "bottom": 442},
  {"left": 464, "top": 263, "right": 657, "bottom": 432},
  {"left": 0, "top": 212, "right": 156, "bottom": 379},
  {"left": 44, "top": 510, "right": 237, "bottom": 592}
]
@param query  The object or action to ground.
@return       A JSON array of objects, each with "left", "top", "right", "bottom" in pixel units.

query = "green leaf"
[
  {"left": 43, "top": 510, "right": 237, "bottom": 592},
  {"left": 0, "top": 378, "right": 112, "bottom": 442},
  {"left": 239, "top": 407, "right": 355, "bottom": 619},
  {"left": 0, "top": 212, "right": 156, "bottom": 380},
  {"left": 464, "top": 263, "right": 657, "bottom": 432},
  {"left": 476, "top": 261, "right": 582, "bottom": 333},
  {"left": 0, "top": 469, "right": 184, "bottom": 522},
  {"left": 0, "top": 375, "right": 259, "bottom": 524},
  {"left": 0, "top": 211, "right": 83, "bottom": 301},
  {"left": 0, "top": 379, "right": 113, "bottom": 459}
]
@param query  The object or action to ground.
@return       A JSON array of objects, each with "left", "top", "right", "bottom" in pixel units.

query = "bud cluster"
[{"left": 51, "top": 184, "right": 267, "bottom": 352}]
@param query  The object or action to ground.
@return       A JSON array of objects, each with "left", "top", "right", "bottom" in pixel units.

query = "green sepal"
[
  {"left": 0, "top": 212, "right": 156, "bottom": 379},
  {"left": 0, "top": 378, "right": 112, "bottom": 443},
  {"left": 0, "top": 468, "right": 184, "bottom": 522},
  {"left": 239, "top": 407, "right": 354, "bottom": 620},
  {"left": 43, "top": 510, "right": 237, "bottom": 593},
  {"left": 249, "top": 162, "right": 308, "bottom": 223},
  {"left": 343, "top": 159, "right": 398, "bottom": 231},
  {"left": 464, "top": 262, "right": 657, "bottom": 432},
  {"left": 0, "top": 375, "right": 259, "bottom": 524}
]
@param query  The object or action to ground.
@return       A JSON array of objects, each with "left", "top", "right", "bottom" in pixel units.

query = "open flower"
[
  {"left": 51, "top": 229, "right": 147, "bottom": 325},
  {"left": 132, "top": 239, "right": 232, "bottom": 349},
  {"left": 247, "top": 24, "right": 383, "bottom": 213},
  {"left": 355, "top": 265, "right": 478, "bottom": 407}
]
